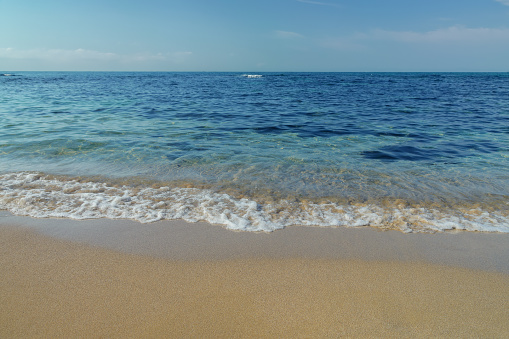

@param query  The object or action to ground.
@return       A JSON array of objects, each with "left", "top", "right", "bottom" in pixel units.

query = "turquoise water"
[{"left": 1, "top": 72, "right": 508, "bottom": 232}]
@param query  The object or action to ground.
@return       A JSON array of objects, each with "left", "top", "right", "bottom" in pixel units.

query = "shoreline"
[
  {"left": 2, "top": 172, "right": 508, "bottom": 234},
  {"left": 1, "top": 212, "right": 509, "bottom": 337},
  {"left": 1, "top": 210, "right": 509, "bottom": 273}
]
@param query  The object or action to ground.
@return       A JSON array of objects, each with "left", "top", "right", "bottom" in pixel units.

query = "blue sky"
[{"left": 1, "top": 0, "right": 509, "bottom": 71}]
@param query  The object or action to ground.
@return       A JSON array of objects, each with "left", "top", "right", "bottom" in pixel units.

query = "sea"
[{"left": 1, "top": 72, "right": 508, "bottom": 233}]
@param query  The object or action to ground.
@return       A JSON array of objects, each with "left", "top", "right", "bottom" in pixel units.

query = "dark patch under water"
[
  {"left": 0, "top": 72, "right": 508, "bottom": 231},
  {"left": 363, "top": 140, "right": 502, "bottom": 162}
]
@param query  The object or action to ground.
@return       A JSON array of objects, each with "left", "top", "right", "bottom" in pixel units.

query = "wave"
[
  {"left": 1, "top": 172, "right": 508, "bottom": 233},
  {"left": 242, "top": 74, "right": 263, "bottom": 78}
]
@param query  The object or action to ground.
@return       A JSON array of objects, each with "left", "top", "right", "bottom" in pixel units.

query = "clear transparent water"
[{"left": 1, "top": 72, "right": 508, "bottom": 232}]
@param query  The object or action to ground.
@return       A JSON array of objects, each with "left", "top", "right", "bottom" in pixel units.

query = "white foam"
[
  {"left": 242, "top": 74, "right": 263, "bottom": 78},
  {"left": 1, "top": 172, "right": 508, "bottom": 233}
]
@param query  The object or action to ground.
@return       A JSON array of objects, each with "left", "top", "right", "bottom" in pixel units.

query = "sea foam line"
[
  {"left": 242, "top": 74, "right": 263, "bottom": 78},
  {"left": 0, "top": 172, "right": 508, "bottom": 233}
]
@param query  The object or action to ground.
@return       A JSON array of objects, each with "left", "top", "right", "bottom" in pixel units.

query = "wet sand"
[{"left": 1, "top": 212, "right": 509, "bottom": 337}]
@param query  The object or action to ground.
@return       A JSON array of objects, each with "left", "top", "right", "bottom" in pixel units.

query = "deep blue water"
[{"left": 1, "top": 72, "right": 508, "bottom": 232}]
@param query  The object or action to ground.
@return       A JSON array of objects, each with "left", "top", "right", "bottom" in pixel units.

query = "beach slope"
[{"left": 1, "top": 217, "right": 509, "bottom": 338}]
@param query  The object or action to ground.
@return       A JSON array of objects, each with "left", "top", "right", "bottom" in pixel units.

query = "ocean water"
[{"left": 1, "top": 72, "right": 508, "bottom": 233}]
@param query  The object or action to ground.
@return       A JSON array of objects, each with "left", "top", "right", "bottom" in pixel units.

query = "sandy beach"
[{"left": 1, "top": 212, "right": 509, "bottom": 338}]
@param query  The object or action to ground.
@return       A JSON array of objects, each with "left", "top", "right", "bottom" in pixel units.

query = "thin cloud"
[
  {"left": 318, "top": 26, "right": 509, "bottom": 52},
  {"left": 371, "top": 26, "right": 509, "bottom": 43},
  {"left": 495, "top": 0, "right": 509, "bottom": 6},
  {"left": 436, "top": 17, "right": 454, "bottom": 22},
  {"left": 0, "top": 48, "right": 117, "bottom": 61},
  {"left": 319, "top": 34, "right": 368, "bottom": 51},
  {"left": 129, "top": 51, "right": 193, "bottom": 63},
  {"left": 275, "top": 30, "right": 305, "bottom": 39},
  {"left": 296, "top": 0, "right": 341, "bottom": 7},
  {"left": 0, "top": 48, "right": 193, "bottom": 63}
]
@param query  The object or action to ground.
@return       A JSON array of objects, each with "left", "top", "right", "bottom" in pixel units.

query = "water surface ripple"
[{"left": 1, "top": 72, "right": 508, "bottom": 232}]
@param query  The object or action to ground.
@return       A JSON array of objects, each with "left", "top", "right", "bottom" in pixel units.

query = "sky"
[{"left": 1, "top": 0, "right": 509, "bottom": 71}]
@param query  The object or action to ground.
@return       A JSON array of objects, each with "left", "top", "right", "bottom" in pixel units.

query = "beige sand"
[
  {"left": 1, "top": 225, "right": 509, "bottom": 338},
  {"left": 2, "top": 211, "right": 509, "bottom": 273}
]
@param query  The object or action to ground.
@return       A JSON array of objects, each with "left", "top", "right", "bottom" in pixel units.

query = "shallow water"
[{"left": 1, "top": 72, "right": 508, "bottom": 232}]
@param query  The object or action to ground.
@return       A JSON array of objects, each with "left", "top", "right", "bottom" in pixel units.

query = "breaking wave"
[{"left": 1, "top": 172, "right": 508, "bottom": 233}]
